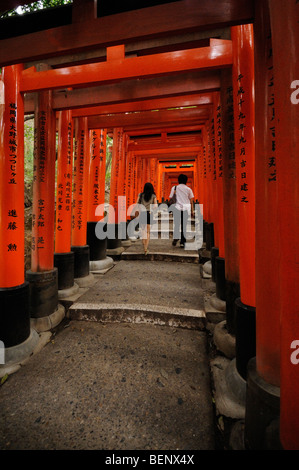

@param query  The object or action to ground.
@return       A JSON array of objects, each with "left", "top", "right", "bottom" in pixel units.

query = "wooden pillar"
[
  {"left": 126, "top": 151, "right": 134, "bottom": 216},
  {"left": 88, "top": 128, "right": 107, "bottom": 222},
  {"left": 202, "top": 124, "right": 214, "bottom": 250},
  {"left": 156, "top": 162, "right": 162, "bottom": 202},
  {"left": 213, "top": 91, "right": 226, "bottom": 301},
  {"left": 243, "top": 0, "right": 281, "bottom": 450},
  {"left": 87, "top": 128, "right": 112, "bottom": 269},
  {"left": 220, "top": 70, "right": 240, "bottom": 334},
  {"left": 55, "top": 111, "right": 73, "bottom": 254},
  {"left": 54, "top": 110, "right": 79, "bottom": 294},
  {"left": 269, "top": 0, "right": 299, "bottom": 450},
  {"left": 231, "top": 24, "right": 256, "bottom": 380},
  {"left": 0, "top": 65, "right": 38, "bottom": 353},
  {"left": 26, "top": 82, "right": 64, "bottom": 331},
  {"left": 150, "top": 157, "right": 156, "bottom": 192},
  {"left": 31, "top": 92, "right": 56, "bottom": 272},
  {"left": 71, "top": 117, "right": 93, "bottom": 284},
  {"left": 107, "top": 128, "right": 124, "bottom": 247}
]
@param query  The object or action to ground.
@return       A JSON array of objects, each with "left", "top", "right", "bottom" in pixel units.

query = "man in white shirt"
[{"left": 169, "top": 174, "right": 194, "bottom": 248}]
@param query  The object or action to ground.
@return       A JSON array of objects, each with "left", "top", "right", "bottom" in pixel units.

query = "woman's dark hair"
[
  {"left": 178, "top": 174, "right": 188, "bottom": 184},
  {"left": 141, "top": 182, "right": 155, "bottom": 202}
]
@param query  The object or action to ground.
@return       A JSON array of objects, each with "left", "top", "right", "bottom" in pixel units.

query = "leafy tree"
[{"left": 1, "top": 0, "right": 72, "bottom": 18}]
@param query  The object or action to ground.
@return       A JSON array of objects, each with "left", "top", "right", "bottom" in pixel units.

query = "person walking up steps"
[
  {"left": 135, "top": 182, "right": 158, "bottom": 255},
  {"left": 169, "top": 174, "right": 194, "bottom": 248}
]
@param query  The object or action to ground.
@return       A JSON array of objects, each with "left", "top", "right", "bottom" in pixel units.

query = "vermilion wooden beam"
[
  {"left": 0, "top": 0, "right": 253, "bottom": 66},
  {"left": 127, "top": 139, "right": 201, "bottom": 152},
  {"left": 20, "top": 43, "right": 232, "bottom": 93},
  {"left": 130, "top": 147, "right": 200, "bottom": 157},
  {"left": 71, "top": 94, "right": 213, "bottom": 118},
  {"left": 24, "top": 71, "right": 220, "bottom": 113},
  {"left": 125, "top": 125, "right": 203, "bottom": 136},
  {"left": 87, "top": 107, "right": 209, "bottom": 129}
]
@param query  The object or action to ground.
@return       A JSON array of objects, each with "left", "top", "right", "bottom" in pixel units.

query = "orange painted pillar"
[
  {"left": 118, "top": 132, "right": 127, "bottom": 231},
  {"left": 243, "top": 0, "right": 281, "bottom": 450},
  {"left": 220, "top": 70, "right": 240, "bottom": 334},
  {"left": 202, "top": 124, "right": 214, "bottom": 251},
  {"left": 126, "top": 151, "right": 134, "bottom": 215},
  {"left": 87, "top": 129, "right": 107, "bottom": 221},
  {"left": 210, "top": 108, "right": 219, "bottom": 249},
  {"left": 107, "top": 128, "right": 124, "bottom": 247},
  {"left": 156, "top": 162, "right": 162, "bottom": 202},
  {"left": 269, "top": 0, "right": 299, "bottom": 450},
  {"left": 25, "top": 86, "right": 64, "bottom": 331},
  {"left": 201, "top": 134, "right": 209, "bottom": 225},
  {"left": 54, "top": 110, "right": 78, "bottom": 294},
  {"left": 87, "top": 128, "right": 111, "bottom": 269},
  {"left": 0, "top": 65, "right": 35, "bottom": 350},
  {"left": 213, "top": 92, "right": 226, "bottom": 301},
  {"left": 71, "top": 117, "right": 92, "bottom": 283},
  {"left": 31, "top": 92, "right": 56, "bottom": 273},
  {"left": 149, "top": 157, "right": 156, "bottom": 192},
  {"left": 132, "top": 155, "right": 137, "bottom": 205},
  {"left": 55, "top": 111, "right": 73, "bottom": 254},
  {"left": 231, "top": 24, "right": 256, "bottom": 379}
]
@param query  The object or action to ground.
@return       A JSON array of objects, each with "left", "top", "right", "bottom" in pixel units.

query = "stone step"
[
  {"left": 121, "top": 250, "right": 199, "bottom": 263},
  {"left": 69, "top": 301, "right": 206, "bottom": 330}
]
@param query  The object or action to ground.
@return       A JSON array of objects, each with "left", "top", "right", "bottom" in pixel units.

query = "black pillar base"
[
  {"left": 106, "top": 223, "right": 126, "bottom": 249},
  {"left": 71, "top": 245, "right": 90, "bottom": 278},
  {"left": 245, "top": 357, "right": 282, "bottom": 450},
  {"left": 54, "top": 252, "right": 75, "bottom": 290},
  {"left": 211, "top": 247, "right": 219, "bottom": 282},
  {"left": 215, "top": 256, "right": 226, "bottom": 301},
  {"left": 0, "top": 282, "right": 30, "bottom": 348},
  {"left": 203, "top": 220, "right": 208, "bottom": 243},
  {"left": 87, "top": 221, "right": 107, "bottom": 261},
  {"left": 26, "top": 269, "right": 58, "bottom": 319},
  {"left": 205, "top": 222, "right": 214, "bottom": 251},
  {"left": 235, "top": 297, "right": 256, "bottom": 380},
  {"left": 225, "top": 280, "right": 240, "bottom": 335}
]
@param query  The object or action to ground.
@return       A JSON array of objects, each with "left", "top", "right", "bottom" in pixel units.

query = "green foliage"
[
  {"left": 105, "top": 135, "right": 113, "bottom": 190},
  {"left": 24, "top": 118, "right": 34, "bottom": 185},
  {"left": 1, "top": 0, "right": 72, "bottom": 18}
]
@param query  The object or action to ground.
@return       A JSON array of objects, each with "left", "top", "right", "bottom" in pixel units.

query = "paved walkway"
[{"left": 0, "top": 238, "right": 219, "bottom": 451}]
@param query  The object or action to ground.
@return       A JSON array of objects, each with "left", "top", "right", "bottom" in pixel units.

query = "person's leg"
[
  {"left": 180, "top": 210, "right": 187, "bottom": 247},
  {"left": 144, "top": 212, "right": 151, "bottom": 253},
  {"left": 141, "top": 225, "right": 147, "bottom": 252},
  {"left": 172, "top": 207, "right": 180, "bottom": 245},
  {"left": 145, "top": 224, "right": 150, "bottom": 252}
]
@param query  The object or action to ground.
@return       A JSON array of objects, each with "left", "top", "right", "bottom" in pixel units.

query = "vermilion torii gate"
[{"left": 0, "top": 0, "right": 298, "bottom": 450}]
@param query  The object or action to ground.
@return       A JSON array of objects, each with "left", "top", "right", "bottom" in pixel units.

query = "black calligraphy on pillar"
[
  {"left": 6, "top": 102, "right": 19, "bottom": 252},
  {"left": 267, "top": 35, "right": 277, "bottom": 183},
  {"left": 216, "top": 105, "right": 223, "bottom": 178},
  {"left": 203, "top": 135, "right": 207, "bottom": 179},
  {"left": 38, "top": 111, "right": 46, "bottom": 183},
  {"left": 90, "top": 130, "right": 100, "bottom": 207},
  {"left": 210, "top": 117, "right": 216, "bottom": 181},
  {"left": 225, "top": 86, "right": 236, "bottom": 179},
  {"left": 72, "top": 135, "right": 78, "bottom": 230},
  {"left": 236, "top": 74, "right": 249, "bottom": 203},
  {"left": 127, "top": 155, "right": 132, "bottom": 207},
  {"left": 7, "top": 208, "right": 18, "bottom": 252},
  {"left": 65, "top": 122, "right": 72, "bottom": 214},
  {"left": 76, "top": 129, "right": 85, "bottom": 231},
  {"left": 8, "top": 102, "right": 17, "bottom": 185}
]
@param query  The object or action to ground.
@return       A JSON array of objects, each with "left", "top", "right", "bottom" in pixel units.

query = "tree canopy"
[{"left": 1, "top": 0, "right": 72, "bottom": 18}]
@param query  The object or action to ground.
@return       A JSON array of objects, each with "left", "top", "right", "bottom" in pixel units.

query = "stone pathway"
[{"left": 0, "top": 238, "right": 217, "bottom": 451}]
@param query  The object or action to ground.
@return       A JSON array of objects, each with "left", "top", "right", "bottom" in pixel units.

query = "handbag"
[{"left": 167, "top": 186, "right": 177, "bottom": 207}]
